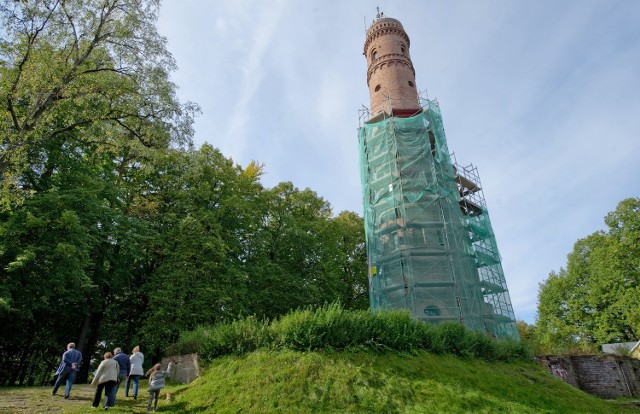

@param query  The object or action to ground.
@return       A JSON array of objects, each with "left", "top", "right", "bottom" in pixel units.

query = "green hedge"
[{"left": 167, "top": 303, "right": 531, "bottom": 362}]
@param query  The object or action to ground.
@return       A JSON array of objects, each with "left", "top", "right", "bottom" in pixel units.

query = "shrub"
[
  {"left": 169, "top": 303, "right": 531, "bottom": 363},
  {"left": 461, "top": 330, "right": 498, "bottom": 360},
  {"left": 199, "top": 316, "right": 271, "bottom": 360},
  {"left": 494, "top": 339, "right": 533, "bottom": 362},
  {"left": 432, "top": 322, "right": 467, "bottom": 355},
  {"left": 166, "top": 326, "right": 212, "bottom": 356}
]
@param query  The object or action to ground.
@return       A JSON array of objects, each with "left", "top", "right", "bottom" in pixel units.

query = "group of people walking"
[
  {"left": 91, "top": 346, "right": 145, "bottom": 408},
  {"left": 52, "top": 342, "right": 174, "bottom": 413}
]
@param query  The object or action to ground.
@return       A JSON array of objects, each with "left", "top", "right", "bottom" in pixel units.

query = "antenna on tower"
[{"left": 376, "top": 6, "right": 381, "bottom": 19}]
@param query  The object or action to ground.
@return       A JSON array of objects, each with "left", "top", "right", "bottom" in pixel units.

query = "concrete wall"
[
  {"left": 537, "top": 354, "right": 640, "bottom": 398},
  {"left": 601, "top": 342, "right": 637, "bottom": 355},
  {"left": 160, "top": 353, "right": 200, "bottom": 384}
]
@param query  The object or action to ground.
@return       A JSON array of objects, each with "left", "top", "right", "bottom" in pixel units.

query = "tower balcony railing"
[
  {"left": 359, "top": 94, "right": 438, "bottom": 127},
  {"left": 358, "top": 92, "right": 442, "bottom": 127}
]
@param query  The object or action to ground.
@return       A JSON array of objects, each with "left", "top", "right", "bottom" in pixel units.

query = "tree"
[
  {"left": 0, "top": 0, "right": 196, "bottom": 208},
  {"left": 536, "top": 198, "right": 640, "bottom": 352},
  {"left": 324, "top": 211, "right": 369, "bottom": 310},
  {"left": 244, "top": 182, "right": 333, "bottom": 318},
  {"left": 242, "top": 183, "right": 369, "bottom": 319},
  {"left": 0, "top": 0, "right": 370, "bottom": 385},
  {"left": 0, "top": 0, "right": 195, "bottom": 384},
  {"left": 140, "top": 145, "right": 263, "bottom": 356}
]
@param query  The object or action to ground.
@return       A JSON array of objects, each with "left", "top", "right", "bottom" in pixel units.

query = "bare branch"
[
  {"left": 6, "top": 1, "right": 60, "bottom": 132},
  {"left": 23, "top": 0, "right": 119, "bottom": 130},
  {"left": 78, "top": 67, "right": 135, "bottom": 77},
  {"left": 60, "top": 1, "right": 80, "bottom": 62}
]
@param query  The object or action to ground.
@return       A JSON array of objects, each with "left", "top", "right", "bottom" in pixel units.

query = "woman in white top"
[{"left": 124, "top": 345, "right": 144, "bottom": 399}]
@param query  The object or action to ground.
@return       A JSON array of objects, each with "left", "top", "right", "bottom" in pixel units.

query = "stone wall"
[
  {"left": 160, "top": 353, "right": 200, "bottom": 384},
  {"left": 537, "top": 354, "right": 640, "bottom": 398}
]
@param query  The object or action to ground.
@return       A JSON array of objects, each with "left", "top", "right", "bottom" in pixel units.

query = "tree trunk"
[
  {"left": 21, "top": 353, "right": 39, "bottom": 386},
  {"left": 38, "top": 356, "right": 57, "bottom": 386},
  {"left": 7, "top": 346, "right": 32, "bottom": 386},
  {"left": 77, "top": 313, "right": 92, "bottom": 353},
  {"left": 76, "top": 309, "right": 105, "bottom": 383}
]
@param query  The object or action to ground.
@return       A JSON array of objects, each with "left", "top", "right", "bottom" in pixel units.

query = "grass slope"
[
  {"left": 1, "top": 351, "right": 638, "bottom": 413},
  {"left": 164, "top": 350, "right": 637, "bottom": 414}
]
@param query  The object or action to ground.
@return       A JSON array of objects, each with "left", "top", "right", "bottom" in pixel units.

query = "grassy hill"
[
  {"left": 3, "top": 305, "right": 639, "bottom": 413},
  {"left": 1, "top": 350, "right": 639, "bottom": 413},
  {"left": 162, "top": 350, "right": 639, "bottom": 413}
]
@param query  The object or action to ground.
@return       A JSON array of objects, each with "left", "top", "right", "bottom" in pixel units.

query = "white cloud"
[{"left": 221, "top": 0, "right": 288, "bottom": 162}]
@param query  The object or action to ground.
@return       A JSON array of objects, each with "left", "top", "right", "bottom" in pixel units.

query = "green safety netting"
[{"left": 358, "top": 100, "right": 519, "bottom": 340}]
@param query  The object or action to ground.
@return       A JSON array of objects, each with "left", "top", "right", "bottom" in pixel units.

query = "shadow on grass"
[
  {"left": 67, "top": 395, "right": 93, "bottom": 402},
  {"left": 161, "top": 401, "right": 190, "bottom": 413}
]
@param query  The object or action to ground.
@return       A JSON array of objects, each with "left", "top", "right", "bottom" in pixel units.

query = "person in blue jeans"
[
  {"left": 108, "top": 347, "right": 131, "bottom": 407},
  {"left": 125, "top": 346, "right": 144, "bottom": 399},
  {"left": 51, "top": 342, "right": 83, "bottom": 398}
]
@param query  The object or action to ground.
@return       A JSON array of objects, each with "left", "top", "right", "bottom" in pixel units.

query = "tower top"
[
  {"left": 364, "top": 17, "right": 410, "bottom": 53},
  {"left": 363, "top": 15, "right": 419, "bottom": 118}
]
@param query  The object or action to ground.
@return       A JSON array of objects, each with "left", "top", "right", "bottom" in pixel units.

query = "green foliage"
[
  {"left": 536, "top": 197, "right": 640, "bottom": 353},
  {"left": 431, "top": 322, "right": 467, "bottom": 355},
  {"left": 0, "top": 0, "right": 197, "bottom": 207},
  {"left": 0, "top": 0, "right": 369, "bottom": 387},
  {"left": 172, "top": 304, "right": 531, "bottom": 363},
  {"left": 0, "top": 0, "right": 196, "bottom": 385},
  {"left": 137, "top": 147, "right": 369, "bottom": 357},
  {"left": 139, "top": 146, "right": 255, "bottom": 355},
  {"left": 244, "top": 183, "right": 368, "bottom": 319}
]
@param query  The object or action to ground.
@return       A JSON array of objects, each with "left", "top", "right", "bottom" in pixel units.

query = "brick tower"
[
  {"left": 364, "top": 16, "right": 421, "bottom": 118},
  {"left": 358, "top": 12, "right": 520, "bottom": 340}
]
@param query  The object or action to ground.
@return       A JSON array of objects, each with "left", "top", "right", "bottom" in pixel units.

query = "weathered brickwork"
[
  {"left": 364, "top": 17, "right": 420, "bottom": 115},
  {"left": 160, "top": 353, "right": 200, "bottom": 384},
  {"left": 537, "top": 354, "right": 640, "bottom": 398}
]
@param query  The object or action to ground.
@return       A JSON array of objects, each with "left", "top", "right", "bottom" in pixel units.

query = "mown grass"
[
  {"left": 0, "top": 381, "right": 157, "bottom": 413},
  {"left": 168, "top": 303, "right": 530, "bottom": 362}
]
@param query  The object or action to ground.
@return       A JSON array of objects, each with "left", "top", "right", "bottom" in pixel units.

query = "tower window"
[
  {"left": 375, "top": 84, "right": 381, "bottom": 92},
  {"left": 408, "top": 81, "right": 414, "bottom": 87},
  {"left": 372, "top": 50, "right": 378, "bottom": 60},
  {"left": 424, "top": 306, "right": 441, "bottom": 316},
  {"left": 401, "top": 47, "right": 405, "bottom": 55}
]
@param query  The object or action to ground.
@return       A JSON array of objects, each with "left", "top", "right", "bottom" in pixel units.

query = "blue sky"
[{"left": 157, "top": 1, "right": 640, "bottom": 323}]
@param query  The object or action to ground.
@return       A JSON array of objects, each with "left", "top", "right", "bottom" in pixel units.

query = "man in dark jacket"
[
  {"left": 109, "top": 347, "right": 131, "bottom": 407},
  {"left": 51, "top": 342, "right": 83, "bottom": 398}
]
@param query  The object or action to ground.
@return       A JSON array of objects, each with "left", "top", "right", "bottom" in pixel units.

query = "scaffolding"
[{"left": 358, "top": 98, "right": 520, "bottom": 340}]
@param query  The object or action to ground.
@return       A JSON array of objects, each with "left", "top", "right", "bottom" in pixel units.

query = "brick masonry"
[
  {"left": 364, "top": 17, "right": 421, "bottom": 116},
  {"left": 537, "top": 354, "right": 640, "bottom": 398}
]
